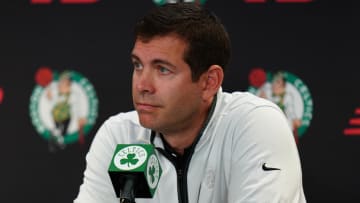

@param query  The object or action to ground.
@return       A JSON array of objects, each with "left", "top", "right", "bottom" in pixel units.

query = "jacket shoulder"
[{"left": 220, "top": 91, "right": 281, "bottom": 115}]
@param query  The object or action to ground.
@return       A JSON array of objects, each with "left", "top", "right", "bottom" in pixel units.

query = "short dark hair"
[{"left": 134, "top": 3, "right": 231, "bottom": 81}]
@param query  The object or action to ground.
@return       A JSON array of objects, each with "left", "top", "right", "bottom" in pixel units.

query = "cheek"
[
  {"left": 131, "top": 73, "right": 136, "bottom": 89},
  {"left": 165, "top": 84, "right": 201, "bottom": 106},
  {"left": 131, "top": 74, "right": 139, "bottom": 96}
]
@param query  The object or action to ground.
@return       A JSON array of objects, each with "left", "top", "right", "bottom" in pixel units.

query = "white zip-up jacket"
[{"left": 74, "top": 90, "right": 306, "bottom": 203}]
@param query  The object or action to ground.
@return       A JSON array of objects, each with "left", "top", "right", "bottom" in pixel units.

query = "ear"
[{"left": 200, "top": 65, "right": 224, "bottom": 101}]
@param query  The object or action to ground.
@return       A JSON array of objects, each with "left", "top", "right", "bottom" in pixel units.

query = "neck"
[{"left": 161, "top": 122, "right": 204, "bottom": 155}]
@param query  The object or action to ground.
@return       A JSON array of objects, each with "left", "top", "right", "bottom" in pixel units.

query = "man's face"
[{"left": 131, "top": 35, "right": 205, "bottom": 135}]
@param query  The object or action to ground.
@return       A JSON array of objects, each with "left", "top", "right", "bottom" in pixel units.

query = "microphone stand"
[{"left": 119, "top": 175, "right": 137, "bottom": 203}]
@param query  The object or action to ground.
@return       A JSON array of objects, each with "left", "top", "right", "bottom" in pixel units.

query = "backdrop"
[{"left": 0, "top": 0, "right": 358, "bottom": 202}]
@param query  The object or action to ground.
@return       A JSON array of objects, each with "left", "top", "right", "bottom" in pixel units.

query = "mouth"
[{"left": 135, "top": 102, "right": 161, "bottom": 112}]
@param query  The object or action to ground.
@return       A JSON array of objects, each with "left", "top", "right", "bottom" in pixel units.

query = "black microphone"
[{"left": 108, "top": 144, "right": 162, "bottom": 203}]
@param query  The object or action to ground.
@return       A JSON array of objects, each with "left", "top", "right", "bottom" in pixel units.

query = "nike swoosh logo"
[{"left": 262, "top": 163, "right": 281, "bottom": 171}]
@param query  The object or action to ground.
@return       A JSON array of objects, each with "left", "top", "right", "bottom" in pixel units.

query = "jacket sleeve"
[
  {"left": 228, "top": 106, "right": 306, "bottom": 203},
  {"left": 74, "top": 121, "right": 119, "bottom": 203}
]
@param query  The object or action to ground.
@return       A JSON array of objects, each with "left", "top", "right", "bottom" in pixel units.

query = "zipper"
[
  {"left": 155, "top": 148, "right": 189, "bottom": 203},
  {"left": 151, "top": 131, "right": 191, "bottom": 203},
  {"left": 176, "top": 151, "right": 194, "bottom": 203},
  {"left": 177, "top": 168, "right": 184, "bottom": 203}
]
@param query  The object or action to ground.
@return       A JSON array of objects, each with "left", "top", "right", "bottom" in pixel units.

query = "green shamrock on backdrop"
[{"left": 120, "top": 153, "right": 139, "bottom": 167}]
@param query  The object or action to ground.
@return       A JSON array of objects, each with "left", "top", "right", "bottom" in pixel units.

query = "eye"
[
  {"left": 158, "top": 66, "right": 171, "bottom": 74},
  {"left": 132, "top": 60, "right": 143, "bottom": 70}
]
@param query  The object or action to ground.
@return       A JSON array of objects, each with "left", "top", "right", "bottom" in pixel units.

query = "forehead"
[{"left": 132, "top": 35, "right": 188, "bottom": 58}]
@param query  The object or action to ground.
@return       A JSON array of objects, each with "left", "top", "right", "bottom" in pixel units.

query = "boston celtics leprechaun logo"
[
  {"left": 248, "top": 68, "right": 313, "bottom": 143},
  {"left": 29, "top": 67, "right": 98, "bottom": 152}
]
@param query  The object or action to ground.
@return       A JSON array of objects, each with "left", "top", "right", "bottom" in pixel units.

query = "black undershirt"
[{"left": 159, "top": 133, "right": 192, "bottom": 169}]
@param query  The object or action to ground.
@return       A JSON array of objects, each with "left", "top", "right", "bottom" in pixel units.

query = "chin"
[{"left": 138, "top": 117, "right": 156, "bottom": 129}]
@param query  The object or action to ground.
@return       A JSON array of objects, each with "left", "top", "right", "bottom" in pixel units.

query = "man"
[
  {"left": 46, "top": 71, "right": 87, "bottom": 151},
  {"left": 75, "top": 3, "right": 306, "bottom": 203}
]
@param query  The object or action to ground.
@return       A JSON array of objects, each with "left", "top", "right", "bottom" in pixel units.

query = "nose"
[{"left": 133, "top": 68, "right": 155, "bottom": 94}]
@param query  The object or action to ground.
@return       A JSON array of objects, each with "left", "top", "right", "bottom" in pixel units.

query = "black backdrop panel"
[{"left": 0, "top": 0, "right": 359, "bottom": 202}]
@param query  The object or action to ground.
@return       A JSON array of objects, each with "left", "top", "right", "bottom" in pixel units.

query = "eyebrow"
[
  {"left": 131, "top": 54, "right": 140, "bottom": 62},
  {"left": 131, "top": 54, "right": 177, "bottom": 69}
]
